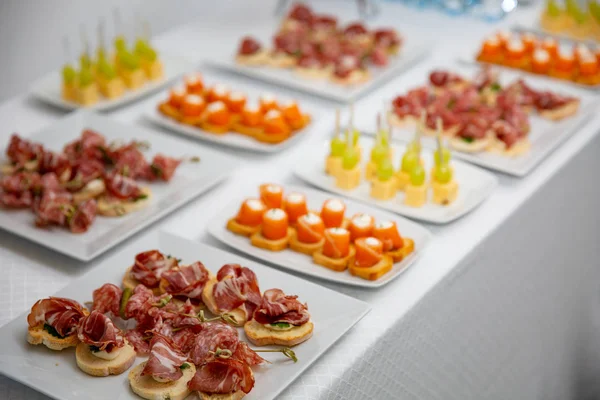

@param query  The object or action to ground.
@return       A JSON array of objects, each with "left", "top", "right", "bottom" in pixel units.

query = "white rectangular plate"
[
  {"left": 208, "top": 184, "right": 432, "bottom": 288},
  {"left": 362, "top": 64, "right": 598, "bottom": 177},
  {"left": 0, "top": 110, "right": 237, "bottom": 261},
  {"left": 145, "top": 107, "right": 312, "bottom": 153},
  {"left": 30, "top": 53, "right": 193, "bottom": 111},
  {"left": 208, "top": 38, "right": 430, "bottom": 103},
  {"left": 294, "top": 137, "right": 498, "bottom": 224},
  {"left": 0, "top": 231, "right": 370, "bottom": 400}
]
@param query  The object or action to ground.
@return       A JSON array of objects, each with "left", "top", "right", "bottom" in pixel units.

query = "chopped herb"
[
  {"left": 180, "top": 363, "right": 191, "bottom": 370},
  {"left": 134, "top": 194, "right": 148, "bottom": 202},
  {"left": 89, "top": 345, "right": 101, "bottom": 352},
  {"left": 491, "top": 82, "right": 502, "bottom": 92},
  {"left": 270, "top": 322, "right": 291, "bottom": 329},
  {"left": 150, "top": 164, "right": 163, "bottom": 178},
  {"left": 98, "top": 146, "right": 114, "bottom": 166},
  {"left": 448, "top": 98, "right": 457, "bottom": 109},
  {"left": 462, "top": 137, "right": 475, "bottom": 143},
  {"left": 43, "top": 323, "right": 64, "bottom": 338}
]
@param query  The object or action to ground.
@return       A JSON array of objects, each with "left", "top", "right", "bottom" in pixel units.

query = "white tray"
[
  {"left": 208, "top": 38, "right": 430, "bottom": 103},
  {"left": 31, "top": 53, "right": 193, "bottom": 111},
  {"left": 208, "top": 184, "right": 431, "bottom": 288},
  {"left": 145, "top": 108, "right": 313, "bottom": 153},
  {"left": 361, "top": 64, "right": 598, "bottom": 177},
  {"left": 0, "top": 110, "right": 237, "bottom": 261},
  {"left": 294, "top": 137, "right": 498, "bottom": 224},
  {"left": 0, "top": 231, "right": 371, "bottom": 400}
]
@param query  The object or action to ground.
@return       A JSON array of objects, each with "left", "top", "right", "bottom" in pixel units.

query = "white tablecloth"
[{"left": 1, "top": 2, "right": 600, "bottom": 399}]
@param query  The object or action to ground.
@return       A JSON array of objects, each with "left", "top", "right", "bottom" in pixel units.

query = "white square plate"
[
  {"left": 0, "top": 231, "right": 370, "bottom": 400},
  {"left": 362, "top": 64, "right": 598, "bottom": 177},
  {"left": 30, "top": 53, "right": 193, "bottom": 111},
  {"left": 145, "top": 107, "right": 313, "bottom": 153},
  {"left": 208, "top": 37, "right": 430, "bottom": 103},
  {"left": 0, "top": 110, "right": 237, "bottom": 261},
  {"left": 294, "top": 137, "right": 498, "bottom": 224},
  {"left": 208, "top": 184, "right": 432, "bottom": 288}
]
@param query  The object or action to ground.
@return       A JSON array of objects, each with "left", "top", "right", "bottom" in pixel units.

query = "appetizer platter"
[
  {"left": 145, "top": 72, "right": 313, "bottom": 152},
  {"left": 208, "top": 183, "right": 431, "bottom": 288},
  {"left": 362, "top": 65, "right": 596, "bottom": 176},
  {"left": 209, "top": 2, "right": 429, "bottom": 102},
  {"left": 294, "top": 111, "right": 497, "bottom": 224},
  {"left": 0, "top": 231, "right": 370, "bottom": 400},
  {"left": 538, "top": 0, "right": 600, "bottom": 41},
  {"left": 467, "top": 28, "right": 600, "bottom": 89},
  {"left": 31, "top": 19, "right": 192, "bottom": 111},
  {"left": 0, "top": 111, "right": 237, "bottom": 260}
]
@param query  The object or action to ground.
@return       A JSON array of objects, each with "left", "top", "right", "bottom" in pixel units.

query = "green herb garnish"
[
  {"left": 462, "top": 137, "right": 475, "bottom": 143},
  {"left": 98, "top": 146, "right": 114, "bottom": 166},
  {"left": 491, "top": 82, "right": 502, "bottom": 92},
  {"left": 134, "top": 194, "right": 148, "bottom": 202},
  {"left": 43, "top": 323, "right": 65, "bottom": 338},
  {"left": 89, "top": 345, "right": 101, "bottom": 352},
  {"left": 180, "top": 363, "right": 191, "bottom": 370},
  {"left": 270, "top": 322, "right": 291, "bottom": 329},
  {"left": 120, "top": 287, "right": 133, "bottom": 319},
  {"left": 150, "top": 164, "right": 163, "bottom": 178}
]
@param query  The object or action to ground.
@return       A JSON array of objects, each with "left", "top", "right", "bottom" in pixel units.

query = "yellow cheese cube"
[
  {"left": 404, "top": 184, "right": 427, "bottom": 207},
  {"left": 99, "top": 77, "right": 125, "bottom": 99},
  {"left": 121, "top": 68, "right": 146, "bottom": 89},
  {"left": 365, "top": 161, "right": 377, "bottom": 182},
  {"left": 370, "top": 177, "right": 397, "bottom": 200},
  {"left": 61, "top": 83, "right": 77, "bottom": 102},
  {"left": 325, "top": 155, "right": 343, "bottom": 176},
  {"left": 395, "top": 170, "right": 410, "bottom": 191},
  {"left": 335, "top": 166, "right": 361, "bottom": 190},
  {"left": 143, "top": 60, "right": 164, "bottom": 81},
  {"left": 432, "top": 179, "right": 458, "bottom": 206},
  {"left": 76, "top": 83, "right": 99, "bottom": 106}
]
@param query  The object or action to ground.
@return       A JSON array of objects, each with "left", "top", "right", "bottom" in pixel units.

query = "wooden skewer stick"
[
  {"left": 144, "top": 20, "right": 151, "bottom": 41},
  {"left": 376, "top": 113, "right": 381, "bottom": 146},
  {"left": 98, "top": 18, "right": 106, "bottom": 51},
  {"left": 63, "top": 36, "right": 71, "bottom": 64},
  {"left": 349, "top": 103, "right": 355, "bottom": 132},
  {"left": 334, "top": 109, "right": 340, "bottom": 139},
  {"left": 79, "top": 24, "right": 89, "bottom": 59},
  {"left": 436, "top": 117, "right": 443, "bottom": 163},
  {"left": 113, "top": 8, "right": 123, "bottom": 40}
]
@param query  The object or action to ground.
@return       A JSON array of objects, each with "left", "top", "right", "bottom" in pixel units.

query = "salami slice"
[
  {"left": 189, "top": 322, "right": 239, "bottom": 365},
  {"left": 92, "top": 283, "right": 122, "bottom": 316},
  {"left": 238, "top": 36, "right": 262, "bottom": 56},
  {"left": 188, "top": 358, "right": 254, "bottom": 395},
  {"left": 68, "top": 199, "right": 97, "bottom": 233},
  {"left": 161, "top": 261, "right": 210, "bottom": 300},
  {"left": 27, "top": 297, "right": 86, "bottom": 337},
  {"left": 131, "top": 250, "right": 178, "bottom": 288},
  {"left": 253, "top": 288, "right": 310, "bottom": 326},
  {"left": 142, "top": 334, "right": 188, "bottom": 382},
  {"left": 213, "top": 264, "right": 261, "bottom": 319},
  {"left": 77, "top": 310, "right": 125, "bottom": 352}
]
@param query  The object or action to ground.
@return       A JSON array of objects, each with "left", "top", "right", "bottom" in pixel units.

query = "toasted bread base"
[
  {"left": 76, "top": 342, "right": 136, "bottom": 377},
  {"left": 199, "top": 390, "right": 246, "bottom": 400},
  {"left": 129, "top": 361, "right": 196, "bottom": 400},
  {"left": 236, "top": 51, "right": 269, "bottom": 66},
  {"left": 294, "top": 66, "right": 332, "bottom": 80},
  {"left": 312, "top": 245, "right": 356, "bottom": 272},
  {"left": 349, "top": 255, "right": 394, "bottom": 281},
  {"left": 244, "top": 320, "right": 314, "bottom": 347},
  {"left": 250, "top": 228, "right": 293, "bottom": 252},
  {"left": 449, "top": 136, "right": 490, "bottom": 153},
  {"left": 422, "top": 124, "right": 460, "bottom": 137},
  {"left": 27, "top": 325, "right": 79, "bottom": 351},
  {"left": 268, "top": 53, "right": 297, "bottom": 68},
  {"left": 252, "top": 130, "right": 291, "bottom": 144},
  {"left": 487, "top": 137, "right": 531, "bottom": 157},
  {"left": 97, "top": 187, "right": 152, "bottom": 217},
  {"left": 330, "top": 70, "right": 370, "bottom": 86},
  {"left": 231, "top": 123, "right": 263, "bottom": 138},
  {"left": 538, "top": 100, "right": 579, "bottom": 121},
  {"left": 158, "top": 102, "right": 182, "bottom": 121},
  {"left": 288, "top": 230, "right": 324, "bottom": 255},
  {"left": 226, "top": 218, "right": 261, "bottom": 237},
  {"left": 387, "top": 237, "right": 415, "bottom": 263},
  {"left": 202, "top": 278, "right": 248, "bottom": 326},
  {"left": 388, "top": 113, "right": 416, "bottom": 128},
  {"left": 122, "top": 267, "right": 163, "bottom": 295},
  {"left": 201, "top": 121, "right": 230, "bottom": 134},
  {"left": 72, "top": 179, "right": 106, "bottom": 204}
]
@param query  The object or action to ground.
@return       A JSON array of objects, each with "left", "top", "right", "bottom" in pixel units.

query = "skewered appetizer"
[
  {"left": 326, "top": 110, "right": 345, "bottom": 176},
  {"left": 335, "top": 130, "right": 361, "bottom": 190},
  {"left": 475, "top": 30, "right": 600, "bottom": 86},
  {"left": 26, "top": 249, "right": 305, "bottom": 400},
  {"left": 226, "top": 185, "right": 415, "bottom": 280},
  {"left": 234, "top": 2, "right": 403, "bottom": 86},
  {"left": 431, "top": 133, "right": 458, "bottom": 206},
  {"left": 158, "top": 75, "right": 312, "bottom": 144}
]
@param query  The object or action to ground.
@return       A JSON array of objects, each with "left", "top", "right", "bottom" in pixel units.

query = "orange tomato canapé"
[
  {"left": 262, "top": 208, "right": 289, "bottom": 240},
  {"left": 260, "top": 184, "right": 284, "bottom": 209},
  {"left": 205, "top": 101, "right": 231, "bottom": 126},
  {"left": 354, "top": 237, "right": 384, "bottom": 268},
  {"left": 348, "top": 214, "right": 375, "bottom": 242},
  {"left": 181, "top": 94, "right": 206, "bottom": 117},
  {"left": 322, "top": 227, "right": 351, "bottom": 259},
  {"left": 236, "top": 198, "right": 267, "bottom": 226},
  {"left": 296, "top": 213, "right": 325, "bottom": 244},
  {"left": 320, "top": 199, "right": 346, "bottom": 228},
  {"left": 373, "top": 221, "right": 403, "bottom": 252},
  {"left": 184, "top": 73, "right": 204, "bottom": 94},
  {"left": 228, "top": 92, "right": 247, "bottom": 114},
  {"left": 284, "top": 192, "right": 308, "bottom": 224},
  {"left": 168, "top": 87, "right": 187, "bottom": 108}
]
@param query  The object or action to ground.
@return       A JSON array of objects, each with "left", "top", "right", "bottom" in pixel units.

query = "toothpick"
[
  {"left": 436, "top": 118, "right": 443, "bottom": 162},
  {"left": 349, "top": 104, "right": 355, "bottom": 131},
  {"left": 144, "top": 20, "right": 151, "bottom": 41},
  {"left": 98, "top": 18, "right": 106, "bottom": 50},
  {"left": 80, "top": 24, "right": 89, "bottom": 56},
  {"left": 113, "top": 8, "right": 122, "bottom": 35},
  {"left": 376, "top": 113, "right": 381, "bottom": 145},
  {"left": 63, "top": 36, "right": 71, "bottom": 64},
  {"left": 334, "top": 109, "right": 340, "bottom": 138},
  {"left": 416, "top": 110, "right": 425, "bottom": 145}
]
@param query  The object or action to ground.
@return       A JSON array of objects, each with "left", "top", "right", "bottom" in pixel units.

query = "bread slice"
[
  {"left": 244, "top": 320, "right": 313, "bottom": 347},
  {"left": 226, "top": 218, "right": 261, "bottom": 237},
  {"left": 312, "top": 245, "right": 356, "bottom": 272},
  {"left": 449, "top": 136, "right": 490, "bottom": 153},
  {"left": 76, "top": 341, "right": 136, "bottom": 377},
  {"left": 97, "top": 187, "right": 152, "bottom": 217},
  {"left": 202, "top": 278, "right": 247, "bottom": 326},
  {"left": 487, "top": 137, "right": 531, "bottom": 157},
  {"left": 330, "top": 70, "right": 371, "bottom": 86},
  {"left": 231, "top": 122, "right": 263, "bottom": 138},
  {"left": 72, "top": 179, "right": 106, "bottom": 204},
  {"left": 201, "top": 121, "right": 230, "bottom": 134},
  {"left": 386, "top": 238, "right": 415, "bottom": 263},
  {"left": 250, "top": 228, "right": 293, "bottom": 252},
  {"left": 198, "top": 392, "right": 246, "bottom": 400},
  {"left": 252, "top": 130, "right": 291, "bottom": 144},
  {"left": 235, "top": 51, "right": 269, "bottom": 66},
  {"left": 348, "top": 255, "right": 394, "bottom": 281},
  {"left": 158, "top": 102, "right": 182, "bottom": 121},
  {"left": 288, "top": 114, "right": 311, "bottom": 131},
  {"left": 288, "top": 230, "right": 324, "bottom": 256},
  {"left": 388, "top": 113, "right": 416, "bottom": 128},
  {"left": 27, "top": 325, "right": 80, "bottom": 351},
  {"left": 129, "top": 361, "right": 196, "bottom": 400},
  {"left": 538, "top": 100, "right": 579, "bottom": 121},
  {"left": 122, "top": 266, "right": 163, "bottom": 295},
  {"left": 180, "top": 115, "right": 204, "bottom": 126}
]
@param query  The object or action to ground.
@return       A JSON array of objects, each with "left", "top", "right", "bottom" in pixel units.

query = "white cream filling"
[
  {"left": 533, "top": 49, "right": 550, "bottom": 63},
  {"left": 328, "top": 227, "right": 348, "bottom": 235},
  {"left": 207, "top": 101, "right": 226, "bottom": 112},
  {"left": 264, "top": 109, "right": 282, "bottom": 120},
  {"left": 364, "top": 237, "right": 381, "bottom": 247},
  {"left": 324, "top": 199, "right": 344, "bottom": 212},
  {"left": 92, "top": 346, "right": 122, "bottom": 360},
  {"left": 376, "top": 220, "right": 393, "bottom": 229},
  {"left": 286, "top": 192, "right": 305, "bottom": 204},
  {"left": 352, "top": 214, "right": 374, "bottom": 228},
  {"left": 266, "top": 208, "right": 286, "bottom": 220},
  {"left": 246, "top": 198, "right": 265, "bottom": 211},
  {"left": 212, "top": 84, "right": 229, "bottom": 96},
  {"left": 185, "top": 94, "right": 204, "bottom": 105},
  {"left": 302, "top": 213, "right": 321, "bottom": 224}
]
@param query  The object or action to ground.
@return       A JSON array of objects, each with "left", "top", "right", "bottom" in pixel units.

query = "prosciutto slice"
[
  {"left": 68, "top": 199, "right": 97, "bottom": 233},
  {"left": 534, "top": 91, "right": 574, "bottom": 110},
  {"left": 142, "top": 335, "right": 188, "bottom": 382},
  {"left": 77, "top": 310, "right": 124, "bottom": 352},
  {"left": 253, "top": 288, "right": 310, "bottom": 326},
  {"left": 161, "top": 262, "right": 210, "bottom": 300},
  {"left": 6, "top": 134, "right": 44, "bottom": 166},
  {"left": 27, "top": 297, "right": 86, "bottom": 337},
  {"left": 131, "top": 250, "right": 178, "bottom": 288},
  {"left": 147, "top": 154, "right": 182, "bottom": 182},
  {"left": 1, "top": 172, "right": 41, "bottom": 194},
  {"left": 104, "top": 171, "right": 142, "bottom": 200},
  {"left": 34, "top": 190, "right": 73, "bottom": 227},
  {"left": 92, "top": 283, "right": 122, "bottom": 316},
  {"left": 188, "top": 358, "right": 254, "bottom": 395},
  {"left": 111, "top": 142, "right": 148, "bottom": 179},
  {"left": 213, "top": 264, "right": 261, "bottom": 319}
]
